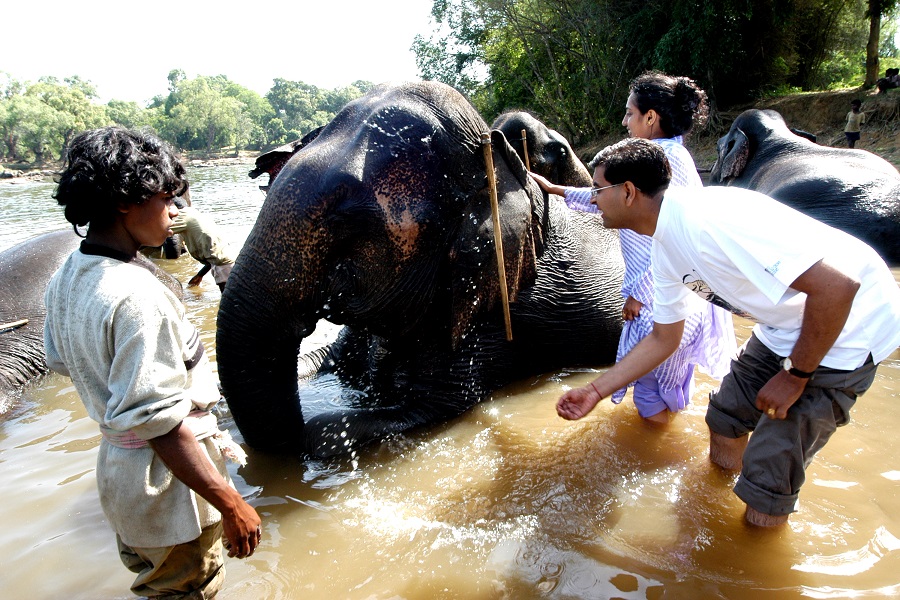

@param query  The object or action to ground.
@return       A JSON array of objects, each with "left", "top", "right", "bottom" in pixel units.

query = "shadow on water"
[{"left": 1, "top": 165, "right": 899, "bottom": 599}]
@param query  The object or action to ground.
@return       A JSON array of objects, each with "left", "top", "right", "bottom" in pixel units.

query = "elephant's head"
[
  {"left": 710, "top": 109, "right": 810, "bottom": 184},
  {"left": 491, "top": 111, "right": 592, "bottom": 187},
  {"left": 217, "top": 82, "right": 547, "bottom": 451}
]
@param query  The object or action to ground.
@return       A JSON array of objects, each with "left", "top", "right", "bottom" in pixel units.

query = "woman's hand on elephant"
[
  {"left": 622, "top": 296, "right": 643, "bottom": 321},
  {"left": 529, "top": 171, "right": 566, "bottom": 196},
  {"left": 557, "top": 383, "right": 604, "bottom": 420}
]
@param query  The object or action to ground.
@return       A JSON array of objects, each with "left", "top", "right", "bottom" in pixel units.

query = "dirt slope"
[{"left": 578, "top": 88, "right": 900, "bottom": 171}]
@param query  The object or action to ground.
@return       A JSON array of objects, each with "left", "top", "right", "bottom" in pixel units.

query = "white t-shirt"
[{"left": 651, "top": 187, "right": 900, "bottom": 369}]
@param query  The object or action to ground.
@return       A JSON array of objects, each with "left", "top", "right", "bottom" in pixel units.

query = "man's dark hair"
[
  {"left": 54, "top": 126, "right": 188, "bottom": 233},
  {"left": 588, "top": 138, "right": 671, "bottom": 196}
]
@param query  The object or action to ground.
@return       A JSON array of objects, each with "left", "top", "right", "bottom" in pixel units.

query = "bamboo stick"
[
  {"left": 480, "top": 133, "right": 513, "bottom": 341},
  {"left": 0, "top": 318, "right": 29, "bottom": 332},
  {"left": 520, "top": 128, "right": 531, "bottom": 171}
]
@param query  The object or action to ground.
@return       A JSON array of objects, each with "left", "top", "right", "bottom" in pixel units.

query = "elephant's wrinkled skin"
[
  {"left": 710, "top": 109, "right": 900, "bottom": 264},
  {"left": 0, "top": 230, "right": 80, "bottom": 409},
  {"left": 492, "top": 111, "right": 593, "bottom": 188},
  {"left": 217, "top": 81, "right": 625, "bottom": 457}
]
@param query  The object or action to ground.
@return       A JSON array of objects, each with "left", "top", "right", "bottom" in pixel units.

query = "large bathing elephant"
[
  {"left": 491, "top": 111, "right": 593, "bottom": 188},
  {"left": 0, "top": 230, "right": 80, "bottom": 410},
  {"left": 217, "top": 81, "right": 626, "bottom": 457},
  {"left": 709, "top": 108, "right": 900, "bottom": 264}
]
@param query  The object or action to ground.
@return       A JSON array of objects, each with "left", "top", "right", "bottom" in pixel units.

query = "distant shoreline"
[{"left": 1, "top": 154, "right": 256, "bottom": 184}]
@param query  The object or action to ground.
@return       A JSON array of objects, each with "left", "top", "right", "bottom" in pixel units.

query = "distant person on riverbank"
[
  {"left": 556, "top": 138, "right": 900, "bottom": 527},
  {"left": 844, "top": 99, "right": 867, "bottom": 148},
  {"left": 43, "top": 126, "right": 260, "bottom": 598},
  {"left": 876, "top": 67, "right": 900, "bottom": 93},
  {"left": 171, "top": 192, "right": 236, "bottom": 292}
]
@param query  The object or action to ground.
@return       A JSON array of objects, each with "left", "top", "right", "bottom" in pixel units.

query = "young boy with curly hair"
[{"left": 44, "top": 126, "right": 260, "bottom": 598}]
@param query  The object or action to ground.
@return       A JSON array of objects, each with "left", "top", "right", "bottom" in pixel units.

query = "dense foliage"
[
  {"left": 0, "top": 70, "right": 373, "bottom": 163},
  {"left": 413, "top": 0, "right": 898, "bottom": 145},
  {"left": 3, "top": 2, "right": 899, "bottom": 163}
]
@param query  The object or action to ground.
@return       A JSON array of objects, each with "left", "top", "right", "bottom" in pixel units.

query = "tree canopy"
[
  {"left": 2, "top": 2, "right": 898, "bottom": 163},
  {"left": 0, "top": 70, "right": 373, "bottom": 163},
  {"left": 413, "top": 0, "right": 898, "bottom": 145}
]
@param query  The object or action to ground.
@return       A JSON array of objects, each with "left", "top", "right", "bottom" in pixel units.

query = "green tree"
[
  {"left": 865, "top": 0, "right": 900, "bottom": 86},
  {"left": 265, "top": 78, "right": 334, "bottom": 140},
  {"left": 166, "top": 77, "right": 240, "bottom": 154},
  {"left": 159, "top": 74, "right": 271, "bottom": 154},
  {"left": 15, "top": 94, "right": 62, "bottom": 163},
  {"left": 27, "top": 77, "right": 110, "bottom": 160},
  {"left": 106, "top": 99, "right": 153, "bottom": 129}
]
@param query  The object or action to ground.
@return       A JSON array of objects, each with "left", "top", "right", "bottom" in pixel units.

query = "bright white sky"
[{"left": 4, "top": 0, "right": 437, "bottom": 104}]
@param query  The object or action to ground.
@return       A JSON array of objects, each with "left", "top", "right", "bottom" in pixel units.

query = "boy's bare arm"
[{"left": 149, "top": 423, "right": 262, "bottom": 558}]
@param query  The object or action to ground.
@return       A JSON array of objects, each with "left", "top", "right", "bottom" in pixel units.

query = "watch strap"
[{"left": 788, "top": 366, "right": 815, "bottom": 378}]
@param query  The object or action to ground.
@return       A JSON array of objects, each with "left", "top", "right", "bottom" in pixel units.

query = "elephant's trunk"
[{"left": 216, "top": 214, "right": 321, "bottom": 452}]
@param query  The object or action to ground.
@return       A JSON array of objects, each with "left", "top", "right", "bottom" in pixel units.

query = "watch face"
[{"left": 783, "top": 357, "right": 792, "bottom": 371}]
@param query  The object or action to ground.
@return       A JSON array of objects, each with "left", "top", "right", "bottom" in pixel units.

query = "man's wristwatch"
[{"left": 782, "top": 356, "right": 815, "bottom": 379}]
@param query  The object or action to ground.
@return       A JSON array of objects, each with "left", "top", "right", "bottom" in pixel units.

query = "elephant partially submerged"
[
  {"left": 0, "top": 230, "right": 185, "bottom": 413},
  {"left": 217, "top": 82, "right": 625, "bottom": 457},
  {"left": 491, "top": 111, "right": 593, "bottom": 187},
  {"left": 0, "top": 230, "right": 81, "bottom": 411},
  {"left": 709, "top": 108, "right": 900, "bottom": 264}
]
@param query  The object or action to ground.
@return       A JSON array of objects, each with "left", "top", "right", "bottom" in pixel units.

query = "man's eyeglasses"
[{"left": 590, "top": 183, "right": 624, "bottom": 197}]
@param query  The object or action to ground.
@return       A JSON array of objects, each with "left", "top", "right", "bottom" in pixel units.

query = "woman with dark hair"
[
  {"left": 532, "top": 72, "right": 734, "bottom": 424},
  {"left": 44, "top": 126, "right": 260, "bottom": 598}
]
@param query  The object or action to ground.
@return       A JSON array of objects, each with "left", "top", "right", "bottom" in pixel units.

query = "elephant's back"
[
  {"left": 0, "top": 230, "right": 81, "bottom": 404},
  {"left": 743, "top": 153, "right": 900, "bottom": 263},
  {"left": 0, "top": 230, "right": 80, "bottom": 288}
]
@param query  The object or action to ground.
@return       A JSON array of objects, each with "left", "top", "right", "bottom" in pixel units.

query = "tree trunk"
[{"left": 865, "top": 2, "right": 882, "bottom": 88}]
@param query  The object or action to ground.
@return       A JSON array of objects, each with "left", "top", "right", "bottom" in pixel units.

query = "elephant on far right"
[{"left": 709, "top": 108, "right": 900, "bottom": 264}]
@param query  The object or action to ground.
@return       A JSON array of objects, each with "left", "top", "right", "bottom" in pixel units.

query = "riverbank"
[
  {"left": 0, "top": 151, "right": 257, "bottom": 184},
  {"left": 576, "top": 86, "right": 900, "bottom": 171}
]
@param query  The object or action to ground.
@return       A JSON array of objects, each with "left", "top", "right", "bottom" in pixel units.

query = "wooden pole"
[
  {"left": 480, "top": 133, "right": 513, "bottom": 341},
  {"left": 520, "top": 128, "right": 531, "bottom": 171},
  {"left": 0, "top": 318, "right": 28, "bottom": 332}
]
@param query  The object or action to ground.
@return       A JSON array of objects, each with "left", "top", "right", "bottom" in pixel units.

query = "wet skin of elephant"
[
  {"left": 492, "top": 111, "right": 593, "bottom": 188},
  {"left": 0, "top": 230, "right": 81, "bottom": 410},
  {"left": 709, "top": 108, "right": 900, "bottom": 264},
  {"left": 217, "top": 81, "right": 626, "bottom": 457},
  {"left": 0, "top": 229, "right": 184, "bottom": 411}
]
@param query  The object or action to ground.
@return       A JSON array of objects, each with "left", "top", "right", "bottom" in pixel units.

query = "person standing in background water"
[
  {"left": 43, "top": 126, "right": 260, "bottom": 599},
  {"left": 532, "top": 71, "right": 735, "bottom": 424},
  {"left": 171, "top": 191, "right": 236, "bottom": 292}
]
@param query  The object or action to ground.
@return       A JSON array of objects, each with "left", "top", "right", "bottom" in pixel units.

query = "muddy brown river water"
[{"left": 1, "top": 165, "right": 898, "bottom": 599}]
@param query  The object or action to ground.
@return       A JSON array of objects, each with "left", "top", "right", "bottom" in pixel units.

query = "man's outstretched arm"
[{"left": 557, "top": 320, "right": 684, "bottom": 420}]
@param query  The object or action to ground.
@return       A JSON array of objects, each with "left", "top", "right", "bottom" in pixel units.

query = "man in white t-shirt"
[{"left": 556, "top": 138, "right": 900, "bottom": 527}]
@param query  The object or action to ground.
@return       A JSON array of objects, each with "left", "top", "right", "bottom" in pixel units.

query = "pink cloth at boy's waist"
[
  {"left": 100, "top": 409, "right": 248, "bottom": 466},
  {"left": 100, "top": 409, "right": 217, "bottom": 448}
]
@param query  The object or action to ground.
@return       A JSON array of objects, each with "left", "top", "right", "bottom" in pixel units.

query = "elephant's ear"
[
  {"left": 714, "top": 127, "right": 750, "bottom": 181},
  {"left": 447, "top": 131, "right": 541, "bottom": 349}
]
